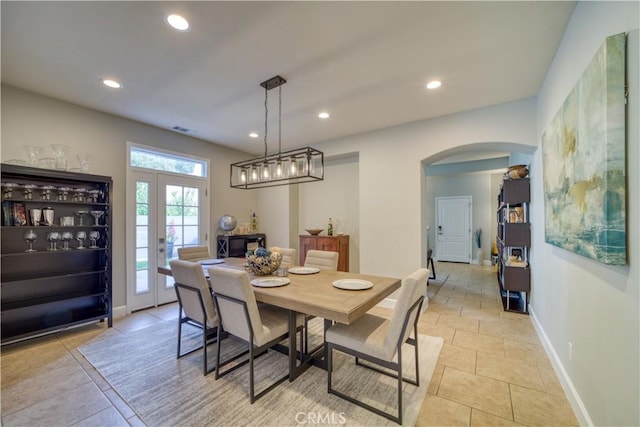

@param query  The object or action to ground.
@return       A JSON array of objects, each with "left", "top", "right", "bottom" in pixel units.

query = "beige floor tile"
[
  {"left": 103, "top": 388, "right": 136, "bottom": 419},
  {"left": 503, "top": 339, "right": 547, "bottom": 364},
  {"left": 427, "top": 363, "right": 445, "bottom": 395},
  {"left": 510, "top": 384, "right": 579, "bottom": 426},
  {"left": 419, "top": 311, "right": 441, "bottom": 325},
  {"left": 416, "top": 394, "right": 471, "bottom": 426},
  {"left": 146, "top": 302, "right": 180, "bottom": 322},
  {"left": 56, "top": 322, "right": 114, "bottom": 351},
  {"left": 476, "top": 351, "right": 544, "bottom": 391},
  {"left": 419, "top": 324, "right": 456, "bottom": 343},
  {"left": 471, "top": 409, "right": 525, "bottom": 426},
  {"left": 1, "top": 351, "right": 93, "bottom": 416},
  {"left": 437, "top": 313, "right": 480, "bottom": 333},
  {"left": 71, "top": 406, "right": 129, "bottom": 427},
  {"left": 113, "top": 312, "right": 165, "bottom": 333},
  {"left": 461, "top": 306, "right": 502, "bottom": 322},
  {"left": 437, "top": 343, "right": 477, "bottom": 374},
  {"left": 453, "top": 330, "right": 505, "bottom": 356},
  {"left": 438, "top": 367, "right": 513, "bottom": 420},
  {"left": 446, "top": 297, "right": 482, "bottom": 310},
  {"left": 1, "top": 381, "right": 111, "bottom": 427},
  {"left": 536, "top": 363, "right": 565, "bottom": 396}
]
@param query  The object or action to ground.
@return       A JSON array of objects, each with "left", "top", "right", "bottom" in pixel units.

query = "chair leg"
[
  {"left": 397, "top": 346, "right": 403, "bottom": 424},
  {"left": 429, "top": 257, "right": 436, "bottom": 279},
  {"left": 176, "top": 316, "right": 182, "bottom": 359}
]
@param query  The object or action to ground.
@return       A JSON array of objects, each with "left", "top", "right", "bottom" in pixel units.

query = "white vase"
[{"left": 476, "top": 250, "right": 484, "bottom": 264}]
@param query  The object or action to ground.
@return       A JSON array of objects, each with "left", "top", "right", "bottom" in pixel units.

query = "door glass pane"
[
  {"left": 136, "top": 181, "right": 150, "bottom": 294},
  {"left": 165, "top": 185, "right": 200, "bottom": 262}
]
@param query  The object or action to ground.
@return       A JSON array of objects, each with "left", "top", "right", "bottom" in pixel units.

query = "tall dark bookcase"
[{"left": 1, "top": 164, "right": 113, "bottom": 344}]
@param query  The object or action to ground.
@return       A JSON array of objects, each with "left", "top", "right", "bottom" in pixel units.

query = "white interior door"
[
  {"left": 436, "top": 196, "right": 472, "bottom": 263},
  {"left": 127, "top": 171, "right": 208, "bottom": 312}
]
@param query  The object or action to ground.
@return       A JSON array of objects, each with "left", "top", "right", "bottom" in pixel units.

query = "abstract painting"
[{"left": 542, "top": 32, "right": 627, "bottom": 265}]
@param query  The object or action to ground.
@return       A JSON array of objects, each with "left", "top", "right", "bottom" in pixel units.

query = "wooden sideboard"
[{"left": 299, "top": 234, "right": 349, "bottom": 272}]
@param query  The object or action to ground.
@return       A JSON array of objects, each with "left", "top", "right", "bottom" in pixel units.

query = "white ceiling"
[{"left": 1, "top": 1, "right": 575, "bottom": 156}]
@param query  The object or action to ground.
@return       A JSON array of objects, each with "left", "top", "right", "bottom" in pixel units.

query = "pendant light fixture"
[{"left": 230, "top": 75, "right": 324, "bottom": 189}]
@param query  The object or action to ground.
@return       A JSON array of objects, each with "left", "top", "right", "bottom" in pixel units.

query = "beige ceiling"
[{"left": 1, "top": 1, "right": 575, "bottom": 155}]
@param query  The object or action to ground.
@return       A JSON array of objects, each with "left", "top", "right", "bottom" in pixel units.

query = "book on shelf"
[{"left": 12, "top": 202, "right": 27, "bottom": 226}]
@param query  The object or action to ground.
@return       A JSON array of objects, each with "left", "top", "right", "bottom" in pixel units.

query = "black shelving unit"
[
  {"left": 496, "top": 177, "right": 531, "bottom": 314},
  {"left": 1, "top": 164, "right": 113, "bottom": 344}
]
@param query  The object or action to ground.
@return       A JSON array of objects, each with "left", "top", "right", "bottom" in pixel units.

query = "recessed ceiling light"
[
  {"left": 102, "top": 79, "right": 122, "bottom": 89},
  {"left": 166, "top": 14, "right": 190, "bottom": 31},
  {"left": 426, "top": 80, "right": 442, "bottom": 90},
  {"left": 249, "top": 132, "right": 259, "bottom": 138},
  {"left": 318, "top": 112, "right": 330, "bottom": 119}
]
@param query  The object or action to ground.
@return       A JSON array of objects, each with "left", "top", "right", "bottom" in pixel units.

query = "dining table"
[{"left": 158, "top": 257, "right": 401, "bottom": 380}]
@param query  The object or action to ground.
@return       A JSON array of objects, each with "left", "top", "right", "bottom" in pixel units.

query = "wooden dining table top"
[{"left": 158, "top": 257, "right": 400, "bottom": 325}]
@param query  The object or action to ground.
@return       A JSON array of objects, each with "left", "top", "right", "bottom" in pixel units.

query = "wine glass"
[
  {"left": 46, "top": 231, "right": 60, "bottom": 251},
  {"left": 88, "top": 189, "right": 100, "bottom": 203},
  {"left": 22, "top": 184, "right": 37, "bottom": 200},
  {"left": 88, "top": 231, "right": 100, "bottom": 248},
  {"left": 76, "top": 231, "right": 87, "bottom": 249},
  {"left": 61, "top": 231, "right": 73, "bottom": 250},
  {"left": 40, "top": 185, "right": 54, "bottom": 201},
  {"left": 24, "top": 230, "right": 37, "bottom": 252},
  {"left": 73, "top": 187, "right": 87, "bottom": 202},
  {"left": 2, "top": 182, "right": 18, "bottom": 199},
  {"left": 90, "top": 210, "right": 104, "bottom": 226},
  {"left": 57, "top": 186, "right": 71, "bottom": 201},
  {"left": 75, "top": 210, "right": 88, "bottom": 226}
]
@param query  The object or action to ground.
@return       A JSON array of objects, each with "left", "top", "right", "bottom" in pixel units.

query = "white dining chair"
[
  {"left": 177, "top": 245, "right": 211, "bottom": 261},
  {"left": 325, "top": 268, "right": 429, "bottom": 424},
  {"left": 270, "top": 246, "right": 297, "bottom": 267},
  {"left": 208, "top": 266, "right": 305, "bottom": 403},
  {"left": 169, "top": 259, "right": 219, "bottom": 376},
  {"left": 304, "top": 249, "right": 339, "bottom": 271}
]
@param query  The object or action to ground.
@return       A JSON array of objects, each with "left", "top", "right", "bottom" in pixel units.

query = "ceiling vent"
[{"left": 171, "top": 125, "right": 196, "bottom": 134}]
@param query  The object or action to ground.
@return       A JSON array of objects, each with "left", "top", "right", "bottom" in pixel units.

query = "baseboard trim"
[
  {"left": 112, "top": 305, "right": 127, "bottom": 318},
  {"left": 529, "top": 306, "right": 593, "bottom": 426}
]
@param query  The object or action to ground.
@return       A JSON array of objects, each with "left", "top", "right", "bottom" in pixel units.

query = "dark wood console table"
[{"left": 216, "top": 233, "right": 266, "bottom": 258}]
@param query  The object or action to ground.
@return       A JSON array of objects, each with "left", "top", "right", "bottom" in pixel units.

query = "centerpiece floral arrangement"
[{"left": 245, "top": 247, "right": 282, "bottom": 276}]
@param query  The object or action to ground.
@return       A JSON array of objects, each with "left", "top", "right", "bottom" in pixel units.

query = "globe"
[{"left": 219, "top": 214, "right": 237, "bottom": 232}]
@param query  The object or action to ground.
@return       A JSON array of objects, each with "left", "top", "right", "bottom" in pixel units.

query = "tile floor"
[{"left": 0, "top": 262, "right": 578, "bottom": 426}]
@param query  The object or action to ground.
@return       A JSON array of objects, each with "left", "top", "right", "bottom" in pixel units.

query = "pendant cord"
[
  {"left": 278, "top": 86, "right": 282, "bottom": 156},
  {"left": 264, "top": 86, "right": 268, "bottom": 160}
]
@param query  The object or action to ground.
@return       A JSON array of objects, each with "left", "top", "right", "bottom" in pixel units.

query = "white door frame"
[{"left": 125, "top": 143, "right": 210, "bottom": 313}]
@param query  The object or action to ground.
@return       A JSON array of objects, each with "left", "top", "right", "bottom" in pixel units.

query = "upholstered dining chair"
[
  {"left": 169, "top": 259, "right": 219, "bottom": 376},
  {"left": 177, "top": 245, "right": 211, "bottom": 261},
  {"left": 270, "top": 247, "right": 297, "bottom": 267},
  {"left": 303, "top": 249, "right": 339, "bottom": 271},
  {"left": 325, "top": 268, "right": 429, "bottom": 424},
  {"left": 208, "top": 266, "right": 305, "bottom": 403},
  {"left": 302, "top": 249, "right": 339, "bottom": 352}
]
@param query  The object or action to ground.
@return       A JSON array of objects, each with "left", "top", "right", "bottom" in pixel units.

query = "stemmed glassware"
[
  {"left": 75, "top": 210, "right": 88, "bottom": 226},
  {"left": 88, "top": 231, "right": 100, "bottom": 248},
  {"left": 22, "top": 184, "right": 37, "bottom": 200},
  {"left": 46, "top": 231, "right": 60, "bottom": 251},
  {"left": 90, "top": 210, "right": 104, "bottom": 226},
  {"left": 61, "top": 231, "right": 73, "bottom": 250},
  {"left": 76, "top": 231, "right": 87, "bottom": 249},
  {"left": 24, "top": 230, "right": 37, "bottom": 252},
  {"left": 2, "top": 182, "right": 18, "bottom": 199},
  {"left": 57, "top": 186, "right": 71, "bottom": 201},
  {"left": 73, "top": 187, "right": 87, "bottom": 202},
  {"left": 88, "top": 189, "right": 101, "bottom": 203},
  {"left": 40, "top": 185, "right": 55, "bottom": 201}
]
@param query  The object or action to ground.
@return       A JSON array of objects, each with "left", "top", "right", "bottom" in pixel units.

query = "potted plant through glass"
[
  {"left": 474, "top": 228, "right": 483, "bottom": 265},
  {"left": 166, "top": 220, "right": 179, "bottom": 257}
]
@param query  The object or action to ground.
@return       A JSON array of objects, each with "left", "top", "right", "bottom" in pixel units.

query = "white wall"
[
  {"left": 312, "top": 98, "right": 537, "bottom": 279},
  {"left": 1, "top": 85, "right": 257, "bottom": 309},
  {"left": 533, "top": 3, "right": 639, "bottom": 426},
  {"left": 425, "top": 172, "right": 495, "bottom": 263}
]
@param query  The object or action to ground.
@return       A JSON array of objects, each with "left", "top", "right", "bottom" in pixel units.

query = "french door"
[
  {"left": 127, "top": 170, "right": 208, "bottom": 312},
  {"left": 435, "top": 196, "right": 472, "bottom": 263}
]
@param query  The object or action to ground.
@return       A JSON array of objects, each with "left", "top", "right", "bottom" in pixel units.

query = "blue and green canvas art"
[{"left": 542, "top": 33, "right": 627, "bottom": 265}]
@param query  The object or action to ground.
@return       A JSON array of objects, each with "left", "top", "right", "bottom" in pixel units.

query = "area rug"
[{"left": 79, "top": 319, "right": 443, "bottom": 427}]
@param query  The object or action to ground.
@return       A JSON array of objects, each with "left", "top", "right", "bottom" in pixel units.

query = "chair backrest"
[
  {"left": 271, "top": 247, "right": 297, "bottom": 267},
  {"left": 207, "top": 267, "right": 268, "bottom": 346},
  {"left": 169, "top": 259, "right": 218, "bottom": 327},
  {"left": 178, "top": 246, "right": 210, "bottom": 261},
  {"left": 304, "top": 249, "right": 339, "bottom": 271},
  {"left": 384, "top": 268, "right": 429, "bottom": 352}
]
